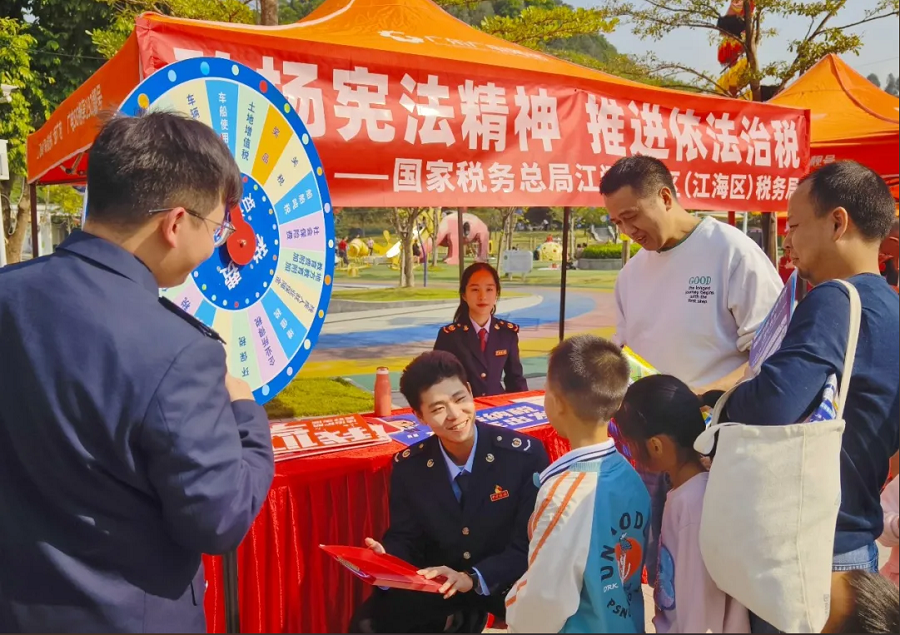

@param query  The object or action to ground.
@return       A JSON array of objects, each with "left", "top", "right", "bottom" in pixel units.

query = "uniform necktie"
[
  {"left": 455, "top": 470, "right": 471, "bottom": 507},
  {"left": 478, "top": 328, "right": 487, "bottom": 352}
]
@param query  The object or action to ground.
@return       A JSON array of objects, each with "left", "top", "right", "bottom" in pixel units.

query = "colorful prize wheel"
[{"left": 116, "top": 57, "right": 335, "bottom": 403}]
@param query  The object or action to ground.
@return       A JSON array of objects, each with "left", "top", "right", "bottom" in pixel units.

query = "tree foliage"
[
  {"left": 279, "top": 0, "right": 325, "bottom": 23},
  {"left": 90, "top": 0, "right": 256, "bottom": 59},
  {"left": 0, "top": 17, "right": 49, "bottom": 264},
  {"left": 886, "top": 73, "right": 900, "bottom": 97},
  {"left": 867, "top": 72, "right": 882, "bottom": 87},
  {"left": 479, "top": 5, "right": 616, "bottom": 48},
  {"left": 599, "top": 0, "right": 900, "bottom": 101}
]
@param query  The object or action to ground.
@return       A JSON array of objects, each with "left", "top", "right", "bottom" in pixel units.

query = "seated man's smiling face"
[{"left": 417, "top": 378, "right": 476, "bottom": 446}]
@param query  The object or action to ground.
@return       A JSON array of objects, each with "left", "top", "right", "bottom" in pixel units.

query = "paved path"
[{"left": 296, "top": 285, "right": 618, "bottom": 399}]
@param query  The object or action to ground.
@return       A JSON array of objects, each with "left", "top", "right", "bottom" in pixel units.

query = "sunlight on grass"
[
  {"left": 332, "top": 287, "right": 527, "bottom": 302},
  {"left": 264, "top": 377, "right": 374, "bottom": 420}
]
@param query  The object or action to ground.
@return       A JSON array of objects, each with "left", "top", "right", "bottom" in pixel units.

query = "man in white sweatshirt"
[{"left": 601, "top": 155, "right": 783, "bottom": 587}]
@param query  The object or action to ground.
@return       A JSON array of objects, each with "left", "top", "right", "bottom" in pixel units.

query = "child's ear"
[{"left": 648, "top": 436, "right": 665, "bottom": 457}]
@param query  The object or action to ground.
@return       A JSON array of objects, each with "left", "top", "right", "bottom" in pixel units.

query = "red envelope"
[{"left": 319, "top": 545, "right": 446, "bottom": 593}]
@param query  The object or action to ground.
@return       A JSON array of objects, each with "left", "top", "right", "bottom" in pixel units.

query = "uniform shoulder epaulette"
[
  {"left": 159, "top": 297, "right": 226, "bottom": 344},
  {"left": 393, "top": 440, "right": 429, "bottom": 463},
  {"left": 485, "top": 428, "right": 535, "bottom": 454},
  {"left": 442, "top": 322, "right": 472, "bottom": 334},
  {"left": 494, "top": 318, "right": 519, "bottom": 333}
]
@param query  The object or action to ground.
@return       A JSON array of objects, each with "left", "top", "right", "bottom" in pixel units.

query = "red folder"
[{"left": 319, "top": 545, "right": 446, "bottom": 593}]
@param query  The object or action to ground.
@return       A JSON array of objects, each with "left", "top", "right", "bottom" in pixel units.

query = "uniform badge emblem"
[
  {"left": 495, "top": 349, "right": 507, "bottom": 356},
  {"left": 463, "top": 325, "right": 469, "bottom": 331},
  {"left": 512, "top": 438, "right": 522, "bottom": 448},
  {"left": 486, "top": 453, "right": 495, "bottom": 463},
  {"left": 494, "top": 324, "right": 500, "bottom": 330},
  {"left": 490, "top": 485, "right": 510, "bottom": 502},
  {"left": 427, "top": 459, "right": 435, "bottom": 468},
  {"left": 402, "top": 449, "right": 411, "bottom": 458}
]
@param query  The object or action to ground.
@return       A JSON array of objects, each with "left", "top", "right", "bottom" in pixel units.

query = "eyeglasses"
[{"left": 148, "top": 207, "right": 236, "bottom": 247}]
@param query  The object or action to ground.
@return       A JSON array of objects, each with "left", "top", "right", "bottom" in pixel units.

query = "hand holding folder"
[{"left": 320, "top": 545, "right": 447, "bottom": 594}]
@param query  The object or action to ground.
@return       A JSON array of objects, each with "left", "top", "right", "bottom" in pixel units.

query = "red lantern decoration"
[{"left": 717, "top": 39, "right": 743, "bottom": 67}]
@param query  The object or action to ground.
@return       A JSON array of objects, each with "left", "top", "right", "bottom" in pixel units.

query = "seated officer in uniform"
[
  {"left": 434, "top": 263, "right": 527, "bottom": 397},
  {"left": 349, "top": 351, "right": 549, "bottom": 633}
]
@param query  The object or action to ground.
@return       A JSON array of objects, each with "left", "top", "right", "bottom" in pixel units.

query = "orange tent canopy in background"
[
  {"left": 770, "top": 53, "right": 898, "bottom": 194},
  {"left": 28, "top": 0, "right": 809, "bottom": 211}
]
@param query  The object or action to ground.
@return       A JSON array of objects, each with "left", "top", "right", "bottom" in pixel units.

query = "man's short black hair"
[
  {"left": 800, "top": 161, "right": 895, "bottom": 242},
  {"left": 399, "top": 351, "right": 468, "bottom": 412},
  {"left": 599, "top": 155, "right": 678, "bottom": 200},
  {"left": 547, "top": 335, "right": 630, "bottom": 423},
  {"left": 836, "top": 570, "right": 899, "bottom": 633},
  {"left": 87, "top": 111, "right": 242, "bottom": 228}
]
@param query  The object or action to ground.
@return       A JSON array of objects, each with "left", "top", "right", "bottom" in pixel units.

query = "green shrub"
[{"left": 580, "top": 243, "right": 642, "bottom": 259}]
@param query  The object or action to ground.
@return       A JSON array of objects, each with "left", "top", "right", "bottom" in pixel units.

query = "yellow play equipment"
[
  {"left": 385, "top": 210, "right": 436, "bottom": 269},
  {"left": 536, "top": 241, "right": 563, "bottom": 262},
  {"left": 347, "top": 238, "right": 370, "bottom": 259}
]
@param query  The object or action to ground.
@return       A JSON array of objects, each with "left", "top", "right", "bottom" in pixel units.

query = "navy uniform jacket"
[
  {"left": 382, "top": 423, "right": 549, "bottom": 600},
  {"left": 0, "top": 232, "right": 275, "bottom": 633},
  {"left": 433, "top": 317, "right": 528, "bottom": 397}
]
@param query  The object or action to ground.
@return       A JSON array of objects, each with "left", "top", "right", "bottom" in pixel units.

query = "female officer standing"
[{"left": 434, "top": 263, "right": 527, "bottom": 397}]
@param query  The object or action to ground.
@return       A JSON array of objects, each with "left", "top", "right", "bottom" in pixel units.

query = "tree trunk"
[
  {"left": 744, "top": 2, "right": 762, "bottom": 102},
  {"left": 259, "top": 0, "right": 279, "bottom": 25},
  {"left": 398, "top": 226, "right": 416, "bottom": 288},
  {"left": 2, "top": 178, "right": 31, "bottom": 265},
  {"left": 392, "top": 208, "right": 416, "bottom": 288},
  {"left": 431, "top": 207, "right": 440, "bottom": 267}
]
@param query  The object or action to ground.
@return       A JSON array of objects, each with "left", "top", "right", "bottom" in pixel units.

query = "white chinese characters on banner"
[
  {"left": 400, "top": 74, "right": 455, "bottom": 146},
  {"left": 333, "top": 66, "right": 394, "bottom": 142},
  {"left": 585, "top": 95, "right": 627, "bottom": 157},
  {"left": 157, "top": 47, "right": 803, "bottom": 207},
  {"left": 514, "top": 87, "right": 560, "bottom": 152},
  {"left": 459, "top": 80, "right": 508, "bottom": 152}
]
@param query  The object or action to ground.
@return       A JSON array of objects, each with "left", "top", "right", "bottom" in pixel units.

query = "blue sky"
[{"left": 569, "top": 1, "right": 900, "bottom": 86}]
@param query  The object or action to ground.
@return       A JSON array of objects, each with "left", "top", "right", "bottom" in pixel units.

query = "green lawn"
[
  {"left": 332, "top": 287, "right": 528, "bottom": 302},
  {"left": 335, "top": 262, "right": 618, "bottom": 290},
  {"left": 265, "top": 377, "right": 374, "bottom": 419}
]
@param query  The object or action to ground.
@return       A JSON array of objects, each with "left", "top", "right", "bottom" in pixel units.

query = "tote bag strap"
[
  {"left": 832, "top": 280, "right": 862, "bottom": 420},
  {"left": 708, "top": 279, "right": 863, "bottom": 428}
]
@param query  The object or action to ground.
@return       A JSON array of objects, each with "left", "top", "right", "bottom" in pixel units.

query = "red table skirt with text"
[{"left": 202, "top": 392, "right": 568, "bottom": 633}]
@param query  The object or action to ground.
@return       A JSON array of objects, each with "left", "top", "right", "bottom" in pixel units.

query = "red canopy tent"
[
  {"left": 28, "top": 0, "right": 808, "bottom": 209},
  {"left": 769, "top": 53, "right": 898, "bottom": 197}
]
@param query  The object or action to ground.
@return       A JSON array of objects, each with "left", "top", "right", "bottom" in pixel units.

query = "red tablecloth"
[{"left": 203, "top": 393, "right": 567, "bottom": 633}]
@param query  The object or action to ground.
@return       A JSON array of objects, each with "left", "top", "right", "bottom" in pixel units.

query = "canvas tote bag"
[{"left": 693, "top": 279, "right": 861, "bottom": 633}]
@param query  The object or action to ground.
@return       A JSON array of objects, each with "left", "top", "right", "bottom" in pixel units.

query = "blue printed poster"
[
  {"left": 378, "top": 403, "right": 548, "bottom": 447},
  {"left": 749, "top": 269, "right": 798, "bottom": 372}
]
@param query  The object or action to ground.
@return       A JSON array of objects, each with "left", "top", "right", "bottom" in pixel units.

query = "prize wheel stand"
[{"left": 114, "top": 57, "right": 336, "bottom": 632}]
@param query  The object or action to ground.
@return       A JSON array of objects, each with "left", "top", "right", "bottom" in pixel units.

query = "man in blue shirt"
[
  {"left": 721, "top": 161, "right": 899, "bottom": 577},
  {"left": 351, "top": 351, "right": 548, "bottom": 632}
]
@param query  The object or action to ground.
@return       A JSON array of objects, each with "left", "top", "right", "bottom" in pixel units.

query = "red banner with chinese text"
[{"left": 143, "top": 27, "right": 807, "bottom": 211}]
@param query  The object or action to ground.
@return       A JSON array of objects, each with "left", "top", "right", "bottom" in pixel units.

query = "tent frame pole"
[
  {"left": 30, "top": 183, "right": 38, "bottom": 258},
  {"left": 559, "top": 207, "right": 571, "bottom": 342},
  {"left": 223, "top": 550, "right": 241, "bottom": 633}
]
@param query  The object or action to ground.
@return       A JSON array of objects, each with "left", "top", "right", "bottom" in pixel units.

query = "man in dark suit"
[
  {"left": 433, "top": 318, "right": 528, "bottom": 398},
  {"left": 0, "top": 112, "right": 275, "bottom": 632},
  {"left": 350, "top": 351, "right": 548, "bottom": 633}
]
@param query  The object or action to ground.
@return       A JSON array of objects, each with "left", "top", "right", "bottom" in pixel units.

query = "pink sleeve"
[
  {"left": 672, "top": 522, "right": 750, "bottom": 634},
  {"left": 879, "top": 476, "right": 900, "bottom": 548}
]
